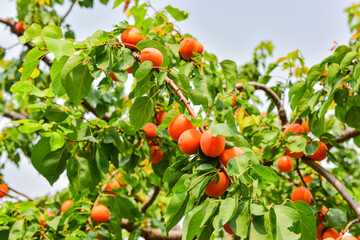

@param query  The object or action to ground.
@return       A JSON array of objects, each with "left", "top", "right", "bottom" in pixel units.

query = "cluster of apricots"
[{"left": 108, "top": 27, "right": 204, "bottom": 81}]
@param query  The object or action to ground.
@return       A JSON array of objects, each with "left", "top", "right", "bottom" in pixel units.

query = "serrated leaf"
[{"left": 165, "top": 5, "right": 189, "bottom": 21}]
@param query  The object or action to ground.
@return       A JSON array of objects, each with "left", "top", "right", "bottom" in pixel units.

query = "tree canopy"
[{"left": 1, "top": 1, "right": 360, "bottom": 240}]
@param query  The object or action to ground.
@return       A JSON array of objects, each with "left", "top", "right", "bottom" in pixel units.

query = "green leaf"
[
  {"left": 345, "top": 106, "right": 360, "bottom": 129},
  {"left": 50, "top": 56, "right": 69, "bottom": 96},
  {"left": 326, "top": 63, "right": 340, "bottom": 88},
  {"left": 134, "top": 61, "right": 153, "bottom": 82},
  {"left": 165, "top": 191, "right": 189, "bottom": 233},
  {"left": 286, "top": 136, "right": 307, "bottom": 153},
  {"left": 129, "top": 96, "right": 155, "bottom": 131},
  {"left": 286, "top": 201, "right": 316, "bottom": 240},
  {"left": 273, "top": 205, "right": 301, "bottom": 240},
  {"left": 31, "top": 137, "right": 69, "bottom": 185},
  {"left": 113, "top": 195, "right": 141, "bottom": 222},
  {"left": 9, "top": 219, "right": 25, "bottom": 240},
  {"left": 189, "top": 89, "right": 208, "bottom": 106},
  {"left": 220, "top": 60, "right": 237, "bottom": 92},
  {"left": 61, "top": 61, "right": 94, "bottom": 105},
  {"left": 165, "top": 5, "right": 189, "bottom": 21},
  {"left": 219, "top": 197, "right": 237, "bottom": 225},
  {"left": 212, "top": 123, "right": 240, "bottom": 137},
  {"left": 21, "top": 48, "right": 46, "bottom": 81},
  {"left": 305, "top": 142, "right": 319, "bottom": 155},
  {"left": 41, "top": 25, "right": 63, "bottom": 39},
  {"left": 227, "top": 152, "right": 251, "bottom": 176},
  {"left": 113, "top": 0, "right": 125, "bottom": 8},
  {"left": 340, "top": 51, "right": 357, "bottom": 71},
  {"left": 44, "top": 37, "right": 75, "bottom": 60},
  {"left": 19, "top": 23, "right": 42, "bottom": 44},
  {"left": 325, "top": 208, "right": 347, "bottom": 227},
  {"left": 119, "top": 48, "right": 135, "bottom": 70},
  {"left": 67, "top": 157, "right": 101, "bottom": 192},
  {"left": 40, "top": 131, "right": 65, "bottom": 151},
  {"left": 252, "top": 165, "right": 278, "bottom": 185},
  {"left": 232, "top": 200, "right": 251, "bottom": 238},
  {"left": 182, "top": 201, "right": 207, "bottom": 240}
]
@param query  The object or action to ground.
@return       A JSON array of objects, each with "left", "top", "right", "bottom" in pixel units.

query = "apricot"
[
  {"left": 121, "top": 28, "right": 145, "bottom": 49},
  {"left": 322, "top": 228, "right": 340, "bottom": 239},
  {"left": 116, "top": 172, "right": 127, "bottom": 187},
  {"left": 301, "top": 119, "right": 310, "bottom": 133},
  {"left": 303, "top": 175, "right": 314, "bottom": 184},
  {"left": 342, "top": 236, "right": 357, "bottom": 240},
  {"left": 0, "top": 184, "right": 9, "bottom": 198},
  {"left": 285, "top": 147, "right": 304, "bottom": 159},
  {"left": 219, "top": 147, "right": 244, "bottom": 167},
  {"left": 205, "top": 171, "right": 229, "bottom": 197},
  {"left": 319, "top": 205, "right": 328, "bottom": 222},
  {"left": 308, "top": 141, "right": 328, "bottom": 161},
  {"left": 141, "top": 123, "right": 158, "bottom": 139},
  {"left": 179, "top": 37, "right": 198, "bottom": 59},
  {"left": 61, "top": 200, "right": 73, "bottom": 213},
  {"left": 168, "top": 114, "right": 196, "bottom": 141},
  {"left": 106, "top": 179, "right": 121, "bottom": 195},
  {"left": 156, "top": 111, "right": 166, "bottom": 126},
  {"left": 317, "top": 223, "right": 325, "bottom": 240},
  {"left": 231, "top": 92, "right": 237, "bottom": 107},
  {"left": 200, "top": 129, "right": 226, "bottom": 157},
  {"left": 91, "top": 205, "right": 110, "bottom": 223},
  {"left": 39, "top": 212, "right": 55, "bottom": 228},
  {"left": 277, "top": 155, "right": 293, "bottom": 172},
  {"left": 109, "top": 70, "right": 118, "bottom": 82},
  {"left": 195, "top": 41, "right": 204, "bottom": 54},
  {"left": 140, "top": 47, "right": 163, "bottom": 67},
  {"left": 283, "top": 123, "right": 306, "bottom": 136},
  {"left": 150, "top": 145, "right": 164, "bottom": 164},
  {"left": 178, "top": 129, "right": 202, "bottom": 155},
  {"left": 15, "top": 21, "right": 25, "bottom": 33},
  {"left": 291, "top": 187, "right": 312, "bottom": 204},
  {"left": 127, "top": 67, "right": 132, "bottom": 73},
  {"left": 223, "top": 222, "right": 234, "bottom": 235}
]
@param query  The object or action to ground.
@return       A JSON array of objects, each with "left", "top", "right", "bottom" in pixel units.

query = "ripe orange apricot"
[
  {"left": 15, "top": 21, "right": 25, "bottom": 33},
  {"left": 150, "top": 145, "right": 164, "bottom": 164},
  {"left": 302, "top": 119, "right": 310, "bottom": 133},
  {"left": 283, "top": 123, "right": 306, "bottom": 136},
  {"left": 61, "top": 200, "right": 73, "bottom": 213},
  {"left": 277, "top": 155, "right": 293, "bottom": 172},
  {"left": 219, "top": 147, "right": 244, "bottom": 167},
  {"left": 141, "top": 123, "right": 158, "bottom": 139},
  {"left": 179, "top": 37, "right": 198, "bottom": 59},
  {"left": 168, "top": 114, "right": 196, "bottom": 141},
  {"left": 224, "top": 222, "right": 234, "bottom": 235},
  {"left": 121, "top": 28, "right": 145, "bottom": 49},
  {"left": 91, "top": 205, "right": 110, "bottom": 223},
  {"left": 231, "top": 92, "right": 237, "bottom": 107},
  {"left": 109, "top": 70, "right": 118, "bottom": 82},
  {"left": 195, "top": 41, "right": 204, "bottom": 54},
  {"left": 291, "top": 187, "right": 312, "bottom": 204},
  {"left": 140, "top": 47, "right": 163, "bottom": 67},
  {"left": 303, "top": 175, "right": 314, "bottom": 184},
  {"left": 116, "top": 172, "right": 127, "bottom": 187},
  {"left": 0, "top": 184, "right": 9, "bottom": 198},
  {"left": 106, "top": 179, "right": 121, "bottom": 195},
  {"left": 200, "top": 129, "right": 226, "bottom": 157},
  {"left": 205, "top": 171, "right": 229, "bottom": 197},
  {"left": 127, "top": 67, "right": 132, "bottom": 73},
  {"left": 285, "top": 147, "right": 305, "bottom": 159},
  {"left": 178, "top": 129, "right": 202, "bottom": 154},
  {"left": 322, "top": 228, "right": 340, "bottom": 239},
  {"left": 317, "top": 223, "right": 326, "bottom": 240},
  {"left": 308, "top": 141, "right": 328, "bottom": 161},
  {"left": 156, "top": 111, "right": 166, "bottom": 125},
  {"left": 342, "top": 236, "right": 357, "bottom": 240},
  {"left": 319, "top": 205, "right": 328, "bottom": 222}
]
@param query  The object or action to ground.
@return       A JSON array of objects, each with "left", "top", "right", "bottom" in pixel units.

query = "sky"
[{"left": 0, "top": 0, "right": 356, "bottom": 199}]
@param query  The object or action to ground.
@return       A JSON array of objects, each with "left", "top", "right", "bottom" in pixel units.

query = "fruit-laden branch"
[
  {"left": 302, "top": 157, "right": 360, "bottom": 219},
  {"left": 342, "top": 219, "right": 360, "bottom": 236},
  {"left": 3, "top": 109, "right": 26, "bottom": 120},
  {"left": 121, "top": 219, "right": 182, "bottom": 240},
  {"left": 233, "top": 82, "right": 289, "bottom": 128},
  {"left": 140, "top": 186, "right": 160, "bottom": 213}
]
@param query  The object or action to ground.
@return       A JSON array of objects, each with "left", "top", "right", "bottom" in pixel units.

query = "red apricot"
[
  {"left": 200, "top": 129, "right": 225, "bottom": 157},
  {"left": 322, "top": 228, "right": 340, "bottom": 239},
  {"left": 204, "top": 171, "right": 229, "bottom": 197},
  {"left": 283, "top": 123, "right": 305, "bottom": 136},
  {"left": 121, "top": 28, "right": 145, "bottom": 49},
  {"left": 15, "top": 21, "right": 25, "bottom": 33},
  {"left": 195, "top": 41, "right": 204, "bottom": 54},
  {"left": 308, "top": 141, "right": 328, "bottom": 161},
  {"left": 291, "top": 187, "right": 312, "bottom": 204},
  {"left": 179, "top": 37, "right": 198, "bottom": 59},
  {"left": 0, "top": 184, "right": 9, "bottom": 198},
  {"left": 109, "top": 71, "right": 118, "bottom": 82},
  {"left": 61, "top": 200, "right": 73, "bottom": 213},
  {"left": 140, "top": 47, "right": 163, "bottom": 67},
  {"left": 277, "top": 155, "right": 293, "bottom": 172},
  {"left": 141, "top": 123, "right": 158, "bottom": 139},
  {"left": 168, "top": 114, "right": 196, "bottom": 141},
  {"left": 219, "top": 147, "right": 244, "bottom": 167},
  {"left": 285, "top": 147, "right": 305, "bottom": 159},
  {"left": 106, "top": 179, "right": 120, "bottom": 195},
  {"left": 156, "top": 111, "right": 166, "bottom": 125},
  {"left": 178, "top": 129, "right": 202, "bottom": 155},
  {"left": 91, "top": 205, "right": 110, "bottom": 223},
  {"left": 224, "top": 222, "right": 234, "bottom": 235}
]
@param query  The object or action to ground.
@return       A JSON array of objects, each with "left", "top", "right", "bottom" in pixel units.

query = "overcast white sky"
[{"left": 0, "top": 0, "right": 356, "bottom": 199}]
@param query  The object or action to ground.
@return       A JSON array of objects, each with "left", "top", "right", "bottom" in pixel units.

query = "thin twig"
[
  {"left": 93, "top": 170, "right": 118, "bottom": 207},
  {"left": 296, "top": 158, "right": 307, "bottom": 188},
  {"left": 3, "top": 109, "right": 26, "bottom": 120},
  {"left": 302, "top": 157, "right": 360, "bottom": 219},
  {"left": 0, "top": 189, "right": 21, "bottom": 202},
  {"left": 8, "top": 187, "right": 33, "bottom": 201},
  {"left": 140, "top": 186, "right": 160, "bottom": 213},
  {"left": 61, "top": 0, "right": 78, "bottom": 25},
  {"left": 342, "top": 219, "right": 360, "bottom": 236}
]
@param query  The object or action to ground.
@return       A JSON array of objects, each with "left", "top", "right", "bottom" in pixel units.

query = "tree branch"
[
  {"left": 342, "top": 219, "right": 360, "bottom": 236},
  {"left": 0, "top": 189, "right": 22, "bottom": 202},
  {"left": 61, "top": 0, "right": 78, "bottom": 25},
  {"left": 327, "top": 128, "right": 360, "bottom": 150},
  {"left": 233, "top": 82, "right": 289, "bottom": 128},
  {"left": 8, "top": 186, "right": 33, "bottom": 201},
  {"left": 141, "top": 186, "right": 160, "bottom": 213},
  {"left": 3, "top": 109, "right": 26, "bottom": 120},
  {"left": 295, "top": 158, "right": 308, "bottom": 189},
  {"left": 302, "top": 157, "right": 360, "bottom": 219}
]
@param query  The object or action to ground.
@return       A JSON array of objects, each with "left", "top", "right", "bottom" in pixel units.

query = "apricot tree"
[{"left": 0, "top": 1, "right": 360, "bottom": 240}]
